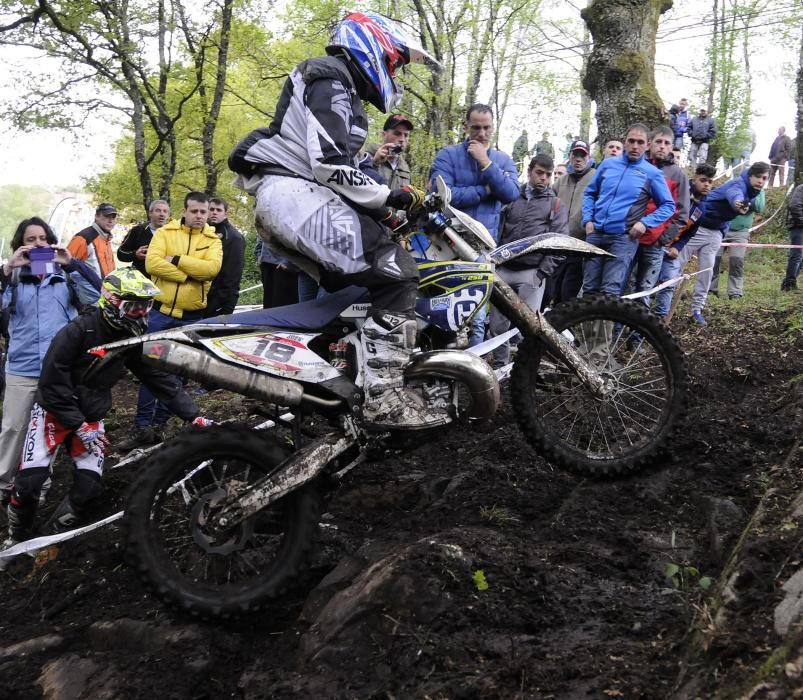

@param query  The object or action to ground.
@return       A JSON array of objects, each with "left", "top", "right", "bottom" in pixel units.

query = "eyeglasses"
[{"left": 119, "top": 299, "right": 153, "bottom": 317}]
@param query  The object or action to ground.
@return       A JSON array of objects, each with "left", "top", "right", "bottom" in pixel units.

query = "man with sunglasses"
[
  {"left": 67, "top": 203, "right": 118, "bottom": 280},
  {"left": 2, "top": 268, "right": 209, "bottom": 550}
]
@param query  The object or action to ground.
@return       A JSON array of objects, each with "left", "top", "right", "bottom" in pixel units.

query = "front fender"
[{"left": 489, "top": 233, "right": 614, "bottom": 266}]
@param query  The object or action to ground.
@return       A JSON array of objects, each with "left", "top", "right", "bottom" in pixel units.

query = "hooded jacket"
[
  {"left": 697, "top": 170, "right": 763, "bottom": 231},
  {"left": 668, "top": 105, "right": 690, "bottom": 138},
  {"left": 581, "top": 152, "right": 675, "bottom": 236},
  {"left": 67, "top": 223, "right": 116, "bottom": 279},
  {"left": 430, "top": 141, "right": 520, "bottom": 240},
  {"left": 145, "top": 218, "right": 223, "bottom": 319},
  {"left": 553, "top": 160, "right": 596, "bottom": 238}
]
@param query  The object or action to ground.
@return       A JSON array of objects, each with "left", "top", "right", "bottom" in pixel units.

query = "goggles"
[{"left": 119, "top": 298, "right": 154, "bottom": 317}]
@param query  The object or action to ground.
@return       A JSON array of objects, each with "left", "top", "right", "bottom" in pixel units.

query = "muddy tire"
[
  {"left": 511, "top": 296, "right": 688, "bottom": 478},
  {"left": 123, "top": 425, "right": 322, "bottom": 619}
]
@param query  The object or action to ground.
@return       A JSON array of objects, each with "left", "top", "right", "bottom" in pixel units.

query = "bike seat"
[{"left": 203, "top": 286, "right": 370, "bottom": 330}]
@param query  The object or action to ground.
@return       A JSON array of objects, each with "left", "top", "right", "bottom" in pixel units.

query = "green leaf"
[
  {"left": 664, "top": 563, "right": 680, "bottom": 578},
  {"left": 472, "top": 569, "right": 489, "bottom": 591},
  {"left": 698, "top": 577, "right": 713, "bottom": 591}
]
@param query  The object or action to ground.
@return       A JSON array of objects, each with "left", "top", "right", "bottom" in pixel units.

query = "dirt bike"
[{"left": 98, "top": 177, "right": 688, "bottom": 618}]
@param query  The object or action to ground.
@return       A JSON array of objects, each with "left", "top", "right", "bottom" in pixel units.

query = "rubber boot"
[{"left": 360, "top": 312, "right": 451, "bottom": 430}]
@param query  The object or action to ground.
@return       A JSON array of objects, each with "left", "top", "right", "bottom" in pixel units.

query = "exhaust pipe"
[
  {"left": 404, "top": 350, "right": 500, "bottom": 418},
  {"left": 142, "top": 340, "right": 307, "bottom": 408}
]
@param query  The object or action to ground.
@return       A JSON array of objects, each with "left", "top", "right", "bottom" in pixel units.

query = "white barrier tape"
[
  {"left": 746, "top": 182, "right": 795, "bottom": 233},
  {"left": 0, "top": 414, "right": 296, "bottom": 561},
  {"left": 466, "top": 328, "right": 520, "bottom": 356},
  {"left": 0, "top": 512, "right": 123, "bottom": 560},
  {"left": 719, "top": 242, "right": 803, "bottom": 249},
  {"left": 238, "top": 282, "right": 263, "bottom": 296},
  {"left": 622, "top": 267, "right": 712, "bottom": 300}
]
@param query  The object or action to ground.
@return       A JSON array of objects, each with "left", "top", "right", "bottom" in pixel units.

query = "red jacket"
[{"left": 639, "top": 155, "right": 690, "bottom": 246}]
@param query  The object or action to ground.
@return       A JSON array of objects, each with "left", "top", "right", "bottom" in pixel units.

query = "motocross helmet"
[
  {"left": 326, "top": 12, "right": 440, "bottom": 113},
  {"left": 98, "top": 267, "right": 160, "bottom": 335}
]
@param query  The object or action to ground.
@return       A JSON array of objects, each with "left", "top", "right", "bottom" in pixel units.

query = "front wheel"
[
  {"left": 123, "top": 425, "right": 322, "bottom": 619},
  {"left": 511, "top": 296, "right": 689, "bottom": 477}
]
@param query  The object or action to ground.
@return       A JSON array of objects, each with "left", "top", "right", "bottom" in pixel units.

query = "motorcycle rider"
[
  {"left": 3, "top": 268, "right": 208, "bottom": 552},
  {"left": 228, "top": 12, "right": 447, "bottom": 430}
]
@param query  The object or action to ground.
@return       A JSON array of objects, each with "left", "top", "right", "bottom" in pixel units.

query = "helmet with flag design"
[
  {"left": 326, "top": 12, "right": 440, "bottom": 113},
  {"left": 98, "top": 267, "right": 160, "bottom": 335}
]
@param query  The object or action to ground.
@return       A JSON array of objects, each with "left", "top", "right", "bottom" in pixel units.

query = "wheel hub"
[{"left": 189, "top": 488, "right": 254, "bottom": 555}]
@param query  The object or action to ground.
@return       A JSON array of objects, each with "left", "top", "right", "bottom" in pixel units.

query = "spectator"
[
  {"left": 66, "top": 203, "right": 118, "bottom": 279},
  {"left": 553, "top": 163, "right": 567, "bottom": 181},
  {"left": 535, "top": 131, "right": 554, "bottom": 158},
  {"left": 769, "top": 126, "right": 793, "bottom": 188},
  {"left": 511, "top": 129, "right": 530, "bottom": 171},
  {"left": 581, "top": 123, "right": 675, "bottom": 296},
  {"left": 781, "top": 182, "right": 803, "bottom": 291},
  {"left": 255, "top": 239, "right": 299, "bottom": 308},
  {"left": 561, "top": 132, "right": 576, "bottom": 161},
  {"left": 671, "top": 161, "right": 770, "bottom": 325},
  {"left": 672, "top": 147, "right": 684, "bottom": 168},
  {"left": 365, "top": 113, "right": 414, "bottom": 189},
  {"left": 549, "top": 139, "right": 596, "bottom": 304},
  {"left": 116, "top": 200, "right": 171, "bottom": 276},
  {"left": 653, "top": 164, "right": 716, "bottom": 318},
  {"left": 117, "top": 191, "right": 222, "bottom": 450},
  {"left": 204, "top": 197, "right": 246, "bottom": 317},
  {"left": 622, "top": 126, "right": 689, "bottom": 308},
  {"left": 710, "top": 185, "right": 765, "bottom": 299},
  {"left": 2, "top": 269, "right": 207, "bottom": 550},
  {"left": 668, "top": 97, "right": 691, "bottom": 150},
  {"left": 430, "top": 103, "right": 519, "bottom": 346},
  {"left": 0, "top": 218, "right": 100, "bottom": 505},
  {"left": 489, "top": 154, "right": 568, "bottom": 366},
  {"left": 688, "top": 107, "right": 717, "bottom": 165},
  {"left": 603, "top": 139, "right": 623, "bottom": 159}
]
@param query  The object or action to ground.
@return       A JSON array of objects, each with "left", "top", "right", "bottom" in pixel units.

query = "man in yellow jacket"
[{"left": 118, "top": 191, "right": 222, "bottom": 450}]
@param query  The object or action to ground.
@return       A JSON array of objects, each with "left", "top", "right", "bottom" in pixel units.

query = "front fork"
[{"left": 490, "top": 278, "right": 609, "bottom": 398}]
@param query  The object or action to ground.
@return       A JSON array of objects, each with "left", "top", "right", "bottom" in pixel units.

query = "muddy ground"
[{"left": 0, "top": 300, "right": 802, "bottom": 700}]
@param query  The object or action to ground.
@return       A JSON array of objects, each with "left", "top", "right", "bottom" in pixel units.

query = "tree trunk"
[
  {"left": 581, "top": 0, "right": 672, "bottom": 147},
  {"left": 797, "top": 21, "right": 803, "bottom": 186}
]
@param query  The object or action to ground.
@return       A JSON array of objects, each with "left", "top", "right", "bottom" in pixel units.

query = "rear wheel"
[
  {"left": 123, "top": 426, "right": 322, "bottom": 619},
  {"left": 511, "top": 296, "right": 688, "bottom": 477}
]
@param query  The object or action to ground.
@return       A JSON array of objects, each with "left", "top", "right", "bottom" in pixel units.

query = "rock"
[
  {"left": 38, "top": 654, "right": 103, "bottom": 700},
  {"left": 774, "top": 567, "right": 803, "bottom": 636},
  {"left": 0, "top": 634, "right": 64, "bottom": 660},
  {"left": 299, "top": 533, "right": 475, "bottom": 665},
  {"left": 87, "top": 618, "right": 205, "bottom": 652},
  {"left": 703, "top": 497, "right": 745, "bottom": 566}
]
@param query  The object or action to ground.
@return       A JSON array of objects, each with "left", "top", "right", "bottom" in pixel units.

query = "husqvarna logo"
[{"left": 449, "top": 288, "right": 486, "bottom": 330}]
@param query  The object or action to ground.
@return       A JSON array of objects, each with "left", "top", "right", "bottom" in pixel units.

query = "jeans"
[
  {"left": 489, "top": 267, "right": 544, "bottom": 364},
  {"left": 621, "top": 244, "right": 665, "bottom": 307},
  {"left": 468, "top": 305, "right": 489, "bottom": 347},
  {"left": 653, "top": 256, "right": 681, "bottom": 317},
  {"left": 688, "top": 142, "right": 709, "bottom": 165},
  {"left": 582, "top": 232, "right": 639, "bottom": 296},
  {"left": 133, "top": 309, "right": 193, "bottom": 429},
  {"left": 711, "top": 228, "right": 749, "bottom": 297},
  {"left": 545, "top": 255, "right": 583, "bottom": 305},
  {"left": 784, "top": 227, "right": 803, "bottom": 285},
  {"left": 676, "top": 225, "right": 722, "bottom": 312}
]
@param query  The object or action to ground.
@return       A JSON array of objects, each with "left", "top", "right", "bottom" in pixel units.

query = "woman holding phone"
[{"left": 0, "top": 217, "right": 101, "bottom": 504}]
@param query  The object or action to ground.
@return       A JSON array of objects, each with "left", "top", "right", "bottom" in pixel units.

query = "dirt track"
[{"left": 0, "top": 302, "right": 801, "bottom": 700}]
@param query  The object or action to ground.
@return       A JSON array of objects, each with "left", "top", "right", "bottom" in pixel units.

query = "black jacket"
[
  {"left": 117, "top": 222, "right": 155, "bottom": 276},
  {"left": 788, "top": 184, "right": 803, "bottom": 229},
  {"left": 204, "top": 219, "right": 246, "bottom": 317},
  {"left": 36, "top": 309, "right": 198, "bottom": 429},
  {"left": 498, "top": 185, "right": 569, "bottom": 271}
]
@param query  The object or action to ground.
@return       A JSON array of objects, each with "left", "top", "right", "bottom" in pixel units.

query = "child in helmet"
[{"left": 4, "top": 268, "right": 209, "bottom": 547}]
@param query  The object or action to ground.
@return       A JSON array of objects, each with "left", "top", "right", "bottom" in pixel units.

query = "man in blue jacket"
[
  {"left": 674, "top": 161, "right": 769, "bottom": 325},
  {"left": 430, "top": 103, "right": 520, "bottom": 345},
  {"left": 581, "top": 123, "right": 676, "bottom": 296}
]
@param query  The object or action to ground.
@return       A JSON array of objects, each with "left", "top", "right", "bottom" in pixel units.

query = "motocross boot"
[
  {"left": 3, "top": 498, "right": 35, "bottom": 549},
  {"left": 44, "top": 496, "right": 81, "bottom": 535},
  {"left": 360, "top": 311, "right": 451, "bottom": 430}
]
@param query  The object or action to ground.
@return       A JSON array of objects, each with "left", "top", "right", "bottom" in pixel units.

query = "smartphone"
[
  {"left": 391, "top": 144, "right": 403, "bottom": 155},
  {"left": 29, "top": 247, "right": 55, "bottom": 275}
]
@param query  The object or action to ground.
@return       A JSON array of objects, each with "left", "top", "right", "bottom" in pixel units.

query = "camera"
[
  {"left": 28, "top": 247, "right": 56, "bottom": 275},
  {"left": 390, "top": 144, "right": 403, "bottom": 155}
]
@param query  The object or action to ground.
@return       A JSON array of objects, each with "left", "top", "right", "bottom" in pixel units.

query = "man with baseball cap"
[
  {"left": 364, "top": 113, "right": 414, "bottom": 189},
  {"left": 66, "top": 202, "right": 118, "bottom": 279}
]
